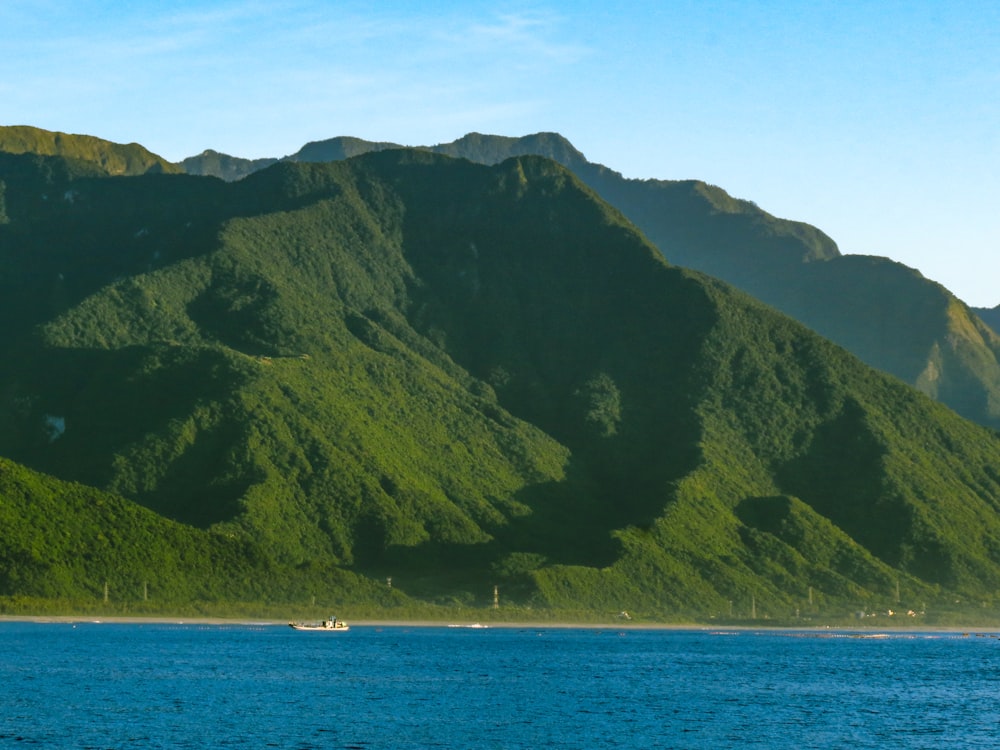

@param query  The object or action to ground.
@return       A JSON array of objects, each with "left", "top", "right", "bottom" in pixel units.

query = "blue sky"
[{"left": 3, "top": 1, "right": 998, "bottom": 307}]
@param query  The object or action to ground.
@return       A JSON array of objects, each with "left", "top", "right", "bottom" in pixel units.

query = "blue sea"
[{"left": 2, "top": 622, "right": 998, "bottom": 748}]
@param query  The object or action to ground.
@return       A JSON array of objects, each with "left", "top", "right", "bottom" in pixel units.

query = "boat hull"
[{"left": 288, "top": 623, "right": 350, "bottom": 631}]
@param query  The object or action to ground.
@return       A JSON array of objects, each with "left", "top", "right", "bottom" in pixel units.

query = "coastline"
[
  {"left": 0, "top": 614, "right": 995, "bottom": 633},
  {"left": 0, "top": 614, "right": 687, "bottom": 628}
]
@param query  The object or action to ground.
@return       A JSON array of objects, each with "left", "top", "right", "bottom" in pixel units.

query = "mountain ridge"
[
  {"left": 0, "top": 125, "right": 181, "bottom": 176},
  {"left": 176, "top": 130, "right": 1000, "bottom": 430}
]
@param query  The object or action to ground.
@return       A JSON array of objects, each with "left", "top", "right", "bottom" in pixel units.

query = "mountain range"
[
  {"left": 184, "top": 131, "right": 1000, "bottom": 432},
  {"left": 2, "top": 125, "right": 1000, "bottom": 622}
]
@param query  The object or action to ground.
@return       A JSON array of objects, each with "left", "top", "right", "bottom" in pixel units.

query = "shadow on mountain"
[
  {"left": 775, "top": 397, "right": 902, "bottom": 561},
  {"left": 0, "top": 343, "right": 254, "bottom": 526},
  {"left": 358, "top": 417, "right": 705, "bottom": 603}
]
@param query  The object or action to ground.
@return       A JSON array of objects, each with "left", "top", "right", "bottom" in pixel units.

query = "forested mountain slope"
[
  {"left": 2, "top": 145, "right": 1000, "bottom": 618},
  {"left": 180, "top": 130, "right": 1000, "bottom": 430},
  {"left": 0, "top": 125, "right": 181, "bottom": 176}
]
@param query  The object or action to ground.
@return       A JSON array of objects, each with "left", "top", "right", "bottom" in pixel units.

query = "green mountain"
[
  {"left": 572, "top": 165, "right": 1000, "bottom": 431},
  {"left": 4, "top": 145, "right": 1000, "bottom": 620},
  {"left": 180, "top": 149, "right": 279, "bottom": 182},
  {"left": 182, "top": 133, "right": 1000, "bottom": 431},
  {"left": 0, "top": 125, "right": 181, "bottom": 176},
  {"left": 179, "top": 137, "right": 402, "bottom": 182}
]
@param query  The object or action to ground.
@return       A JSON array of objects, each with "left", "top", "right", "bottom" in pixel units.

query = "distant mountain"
[
  {"left": 180, "top": 137, "right": 404, "bottom": 181},
  {"left": 180, "top": 132, "right": 593, "bottom": 180},
  {"left": 181, "top": 133, "right": 1000, "bottom": 430},
  {"left": 180, "top": 149, "right": 278, "bottom": 182},
  {"left": 975, "top": 306, "right": 1000, "bottom": 336},
  {"left": 771, "top": 257, "right": 1000, "bottom": 428},
  {"left": 0, "top": 125, "right": 181, "bottom": 176},
  {"left": 3, "top": 147, "right": 1000, "bottom": 619}
]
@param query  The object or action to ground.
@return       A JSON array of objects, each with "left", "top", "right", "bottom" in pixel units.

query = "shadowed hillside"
[{"left": 975, "top": 306, "right": 1000, "bottom": 336}]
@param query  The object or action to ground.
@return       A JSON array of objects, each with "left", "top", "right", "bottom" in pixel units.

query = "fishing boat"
[{"left": 288, "top": 616, "right": 349, "bottom": 632}]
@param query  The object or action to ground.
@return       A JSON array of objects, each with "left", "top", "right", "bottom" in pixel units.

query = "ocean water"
[{"left": 1, "top": 623, "right": 998, "bottom": 749}]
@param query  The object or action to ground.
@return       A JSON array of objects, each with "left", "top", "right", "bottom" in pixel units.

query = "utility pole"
[{"left": 493, "top": 585, "right": 499, "bottom": 610}]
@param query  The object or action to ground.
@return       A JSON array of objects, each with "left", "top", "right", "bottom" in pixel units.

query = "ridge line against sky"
[{"left": 2, "top": 1, "right": 998, "bottom": 307}]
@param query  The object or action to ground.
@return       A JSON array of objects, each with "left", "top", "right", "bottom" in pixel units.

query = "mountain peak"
[
  {"left": 433, "top": 131, "right": 588, "bottom": 167},
  {"left": 289, "top": 136, "right": 403, "bottom": 163}
]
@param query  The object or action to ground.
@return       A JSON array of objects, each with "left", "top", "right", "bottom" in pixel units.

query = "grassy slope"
[{"left": 0, "top": 456, "right": 402, "bottom": 609}]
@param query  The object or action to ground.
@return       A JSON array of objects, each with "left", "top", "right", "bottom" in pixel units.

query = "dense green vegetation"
[
  {"left": 0, "top": 456, "right": 402, "bottom": 610},
  {"left": 3, "top": 134, "right": 1000, "bottom": 623},
  {"left": 0, "top": 125, "right": 180, "bottom": 176},
  {"left": 432, "top": 135, "right": 1000, "bottom": 432},
  {"left": 182, "top": 130, "right": 1000, "bottom": 431}
]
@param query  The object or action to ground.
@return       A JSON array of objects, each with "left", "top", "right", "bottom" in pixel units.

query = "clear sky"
[{"left": 3, "top": 1, "right": 998, "bottom": 307}]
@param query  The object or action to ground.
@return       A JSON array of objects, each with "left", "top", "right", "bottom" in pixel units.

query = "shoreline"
[{"left": 0, "top": 614, "right": 995, "bottom": 633}]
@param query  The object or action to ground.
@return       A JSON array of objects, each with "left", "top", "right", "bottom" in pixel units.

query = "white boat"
[{"left": 288, "top": 616, "right": 350, "bottom": 632}]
